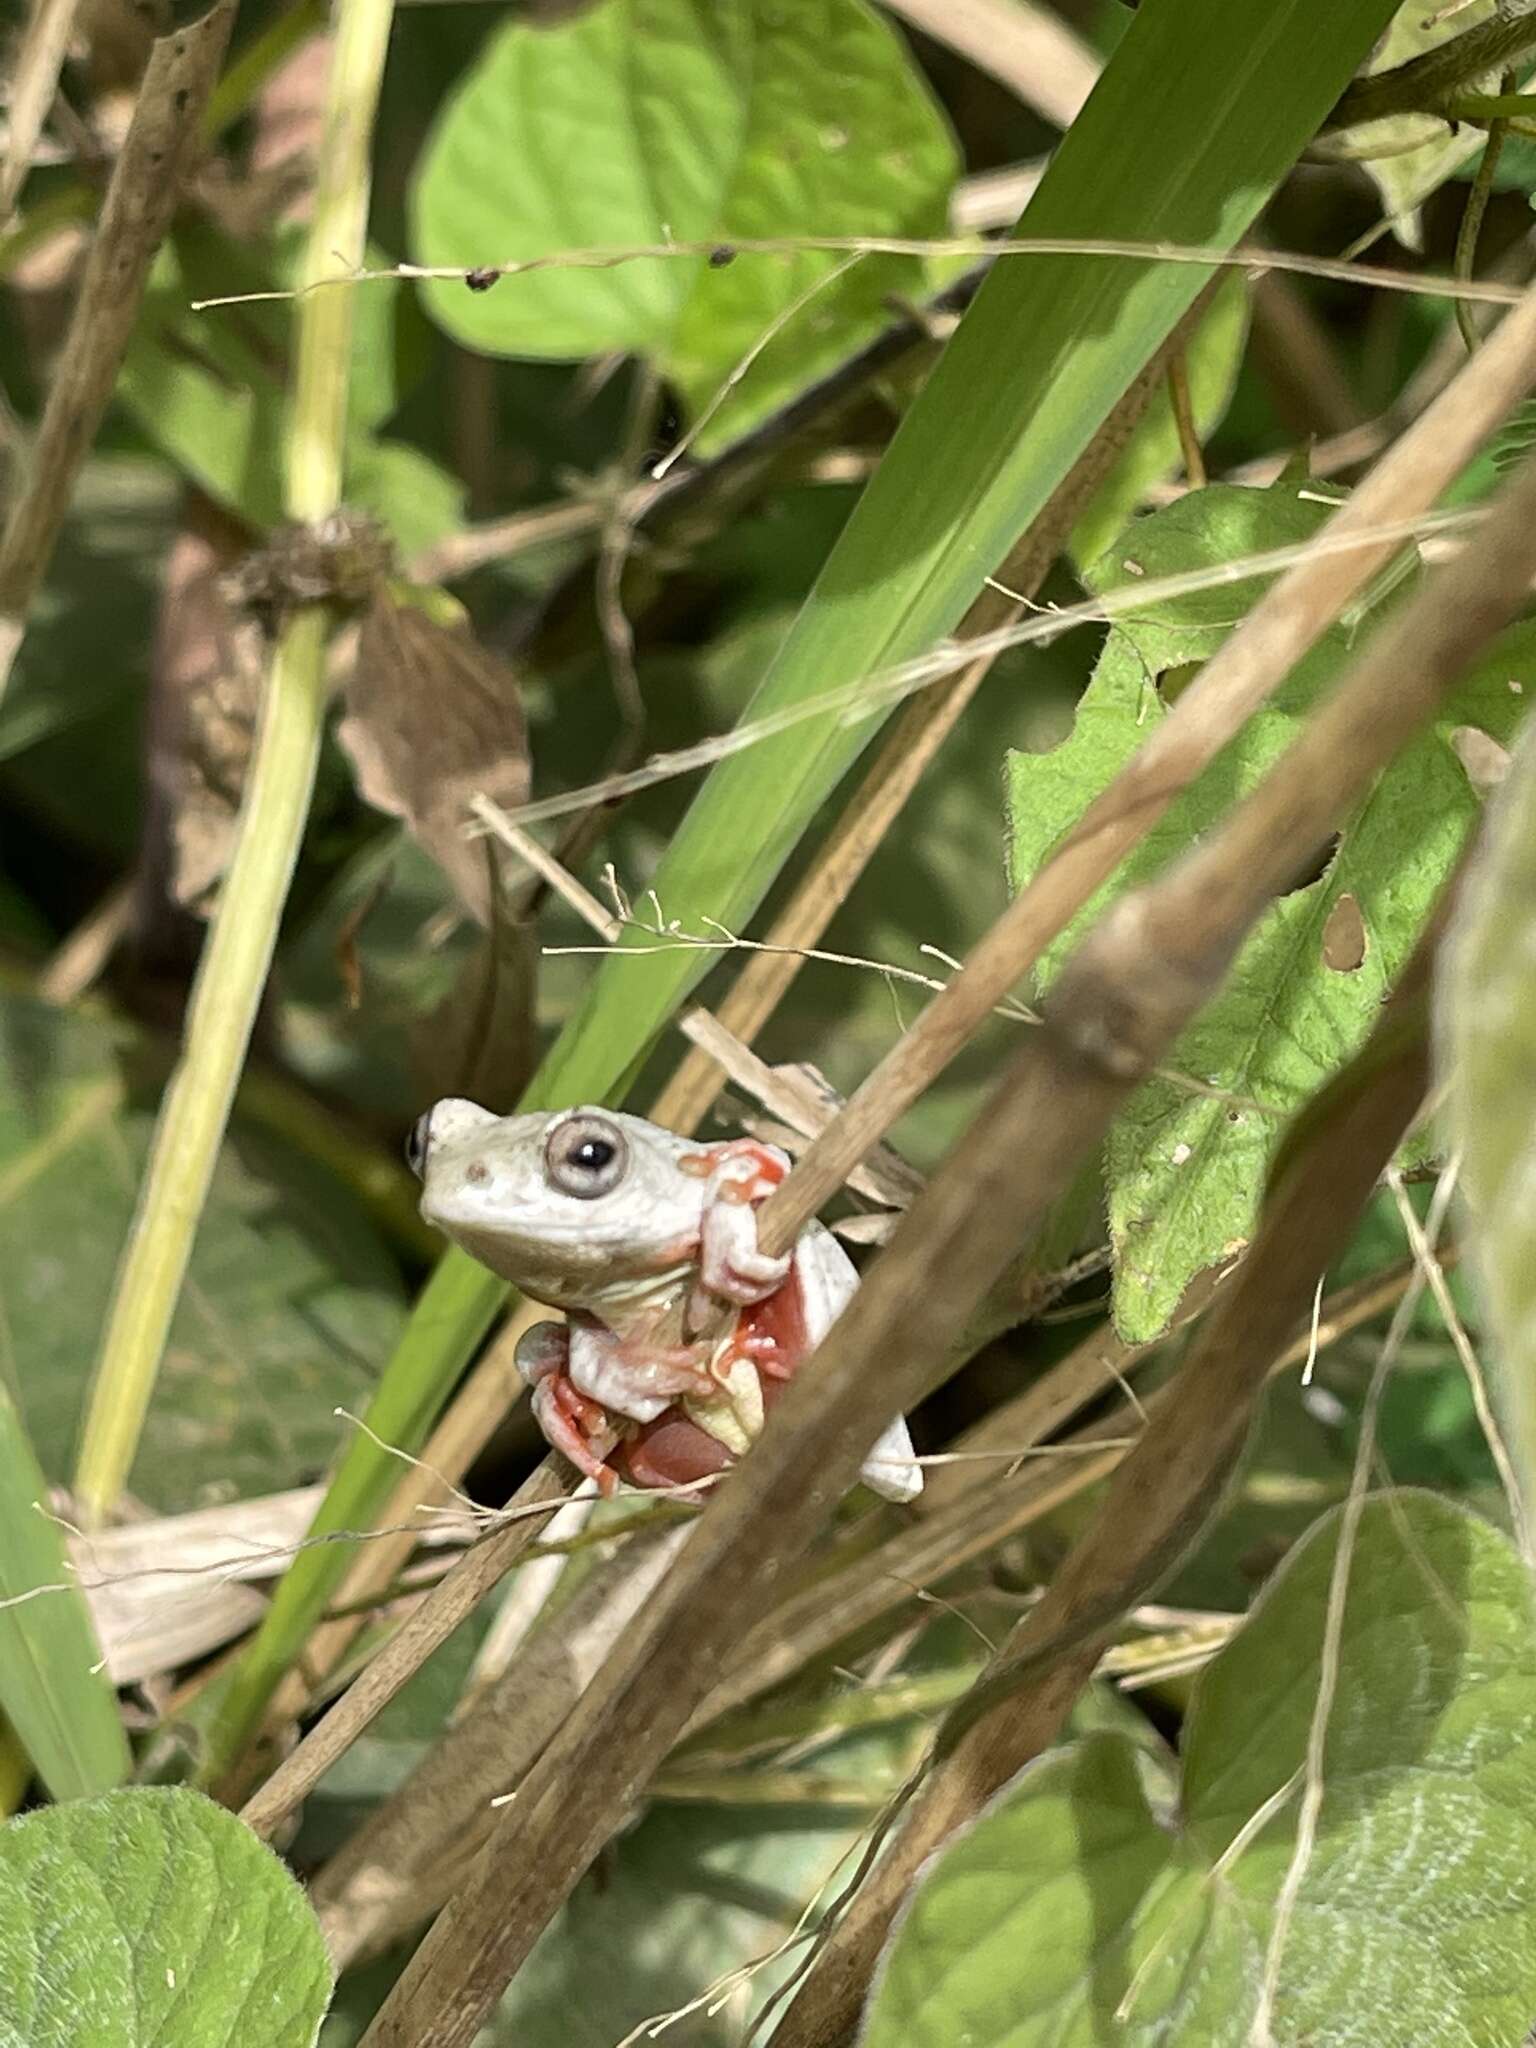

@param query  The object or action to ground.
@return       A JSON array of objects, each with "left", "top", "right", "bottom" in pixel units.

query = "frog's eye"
[
  {"left": 544, "top": 1113, "right": 629, "bottom": 1198},
  {"left": 405, "top": 1110, "right": 433, "bottom": 1180}
]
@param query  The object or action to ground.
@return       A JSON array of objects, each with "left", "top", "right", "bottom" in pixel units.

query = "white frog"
[{"left": 407, "top": 1099, "right": 922, "bottom": 1504}]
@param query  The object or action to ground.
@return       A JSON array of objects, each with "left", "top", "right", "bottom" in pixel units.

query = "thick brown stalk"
[
  {"left": 746, "top": 279, "right": 1536, "bottom": 1263},
  {"left": 769, "top": 948, "right": 1441, "bottom": 2047},
  {"left": 687, "top": 1255, "right": 1428, "bottom": 1744},
  {"left": 0, "top": 0, "right": 237, "bottom": 691},
  {"left": 356, "top": 441, "right": 1536, "bottom": 2048}
]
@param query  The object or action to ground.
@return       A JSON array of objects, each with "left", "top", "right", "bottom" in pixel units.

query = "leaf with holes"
[
  {"left": 409, "top": 0, "right": 957, "bottom": 450},
  {"left": 863, "top": 1493, "right": 1536, "bottom": 2048},
  {"left": 1006, "top": 482, "right": 1535, "bottom": 1339},
  {"left": 0, "top": 1787, "right": 332, "bottom": 2046}
]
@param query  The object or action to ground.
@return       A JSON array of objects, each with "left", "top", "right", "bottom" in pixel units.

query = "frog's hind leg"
[
  {"left": 618, "top": 1409, "right": 734, "bottom": 1492},
  {"left": 531, "top": 1372, "right": 621, "bottom": 1498}
]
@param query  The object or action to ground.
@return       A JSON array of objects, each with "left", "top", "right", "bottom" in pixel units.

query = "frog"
[{"left": 407, "top": 1098, "right": 923, "bottom": 1504}]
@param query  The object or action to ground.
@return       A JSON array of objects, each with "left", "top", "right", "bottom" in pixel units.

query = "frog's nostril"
[{"left": 465, "top": 1159, "right": 490, "bottom": 1186}]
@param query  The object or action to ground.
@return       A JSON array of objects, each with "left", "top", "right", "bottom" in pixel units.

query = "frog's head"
[{"left": 407, "top": 1098, "right": 710, "bottom": 1310}]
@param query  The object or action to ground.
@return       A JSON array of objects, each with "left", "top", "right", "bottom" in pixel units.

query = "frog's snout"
[{"left": 406, "top": 1096, "right": 501, "bottom": 1186}]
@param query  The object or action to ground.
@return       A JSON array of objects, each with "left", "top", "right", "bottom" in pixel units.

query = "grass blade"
[{"left": 0, "top": 1382, "right": 128, "bottom": 1800}]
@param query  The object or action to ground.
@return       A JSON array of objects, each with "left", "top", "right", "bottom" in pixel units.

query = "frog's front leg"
[
  {"left": 566, "top": 1315, "right": 720, "bottom": 1426},
  {"left": 690, "top": 1140, "right": 794, "bottom": 1327}
]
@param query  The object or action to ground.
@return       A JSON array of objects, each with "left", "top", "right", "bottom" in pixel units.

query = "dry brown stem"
[
  {"left": 314, "top": 1518, "right": 691, "bottom": 1967},
  {"left": 877, "top": 0, "right": 1098, "bottom": 130},
  {"left": 0, "top": 0, "right": 83, "bottom": 222},
  {"left": 0, "top": 0, "right": 236, "bottom": 690},
  {"left": 356, "top": 437, "right": 1536, "bottom": 2048},
  {"left": 746, "top": 279, "right": 1536, "bottom": 1264},
  {"left": 240, "top": 1457, "right": 572, "bottom": 1840},
  {"left": 768, "top": 940, "right": 1441, "bottom": 2047}
]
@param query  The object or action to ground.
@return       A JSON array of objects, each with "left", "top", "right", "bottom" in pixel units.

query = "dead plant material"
[
  {"left": 354, "top": 441, "right": 1536, "bottom": 2048},
  {"left": 0, "top": 0, "right": 237, "bottom": 690},
  {"left": 339, "top": 590, "right": 531, "bottom": 928},
  {"left": 239, "top": 1458, "right": 573, "bottom": 1840}
]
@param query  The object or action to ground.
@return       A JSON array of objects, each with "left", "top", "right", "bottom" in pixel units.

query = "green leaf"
[
  {"left": 0, "top": 1380, "right": 128, "bottom": 1802},
  {"left": 211, "top": 0, "right": 1405, "bottom": 1779},
  {"left": 0, "top": 991, "right": 405, "bottom": 1512},
  {"left": 1007, "top": 482, "right": 1534, "bottom": 1339},
  {"left": 0, "top": 1787, "right": 333, "bottom": 2046},
  {"left": 864, "top": 1493, "right": 1536, "bottom": 2048},
  {"left": 410, "top": 0, "right": 957, "bottom": 450},
  {"left": 1445, "top": 705, "right": 1536, "bottom": 1527},
  {"left": 0, "top": 459, "right": 177, "bottom": 764}
]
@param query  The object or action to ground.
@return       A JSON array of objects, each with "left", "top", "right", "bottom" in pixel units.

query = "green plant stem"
[
  {"left": 1447, "top": 89, "right": 1536, "bottom": 120},
  {"left": 1456, "top": 78, "right": 1514, "bottom": 354},
  {"left": 1331, "top": 4, "right": 1536, "bottom": 128},
  {"left": 73, "top": 0, "right": 396, "bottom": 1527}
]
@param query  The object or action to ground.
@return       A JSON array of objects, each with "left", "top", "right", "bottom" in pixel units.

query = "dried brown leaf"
[{"left": 339, "top": 589, "right": 531, "bottom": 926}]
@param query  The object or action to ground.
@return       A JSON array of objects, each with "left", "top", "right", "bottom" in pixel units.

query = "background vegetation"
[{"left": 5, "top": 0, "right": 1536, "bottom": 2042}]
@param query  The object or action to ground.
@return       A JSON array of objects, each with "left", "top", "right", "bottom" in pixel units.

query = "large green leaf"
[
  {"left": 864, "top": 1493, "right": 1536, "bottom": 2047},
  {"left": 1007, "top": 482, "right": 1535, "bottom": 1340},
  {"left": 0, "top": 992, "right": 404, "bottom": 1512},
  {"left": 410, "top": 0, "right": 957, "bottom": 450},
  {"left": 0, "top": 1788, "right": 333, "bottom": 2047},
  {"left": 210, "top": 0, "right": 1404, "bottom": 1777}
]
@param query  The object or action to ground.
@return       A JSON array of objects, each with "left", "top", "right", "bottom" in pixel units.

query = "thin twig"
[
  {"left": 1455, "top": 81, "right": 1513, "bottom": 354},
  {"left": 188, "top": 233, "right": 1533, "bottom": 314},
  {"left": 0, "top": 0, "right": 82, "bottom": 222}
]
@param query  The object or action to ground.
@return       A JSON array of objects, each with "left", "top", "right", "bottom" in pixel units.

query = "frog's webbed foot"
[
  {"left": 530, "top": 1371, "right": 620, "bottom": 1497},
  {"left": 859, "top": 1414, "right": 924, "bottom": 1503}
]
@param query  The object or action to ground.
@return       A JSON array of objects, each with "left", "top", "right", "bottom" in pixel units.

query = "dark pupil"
[{"left": 571, "top": 1138, "right": 614, "bottom": 1173}]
